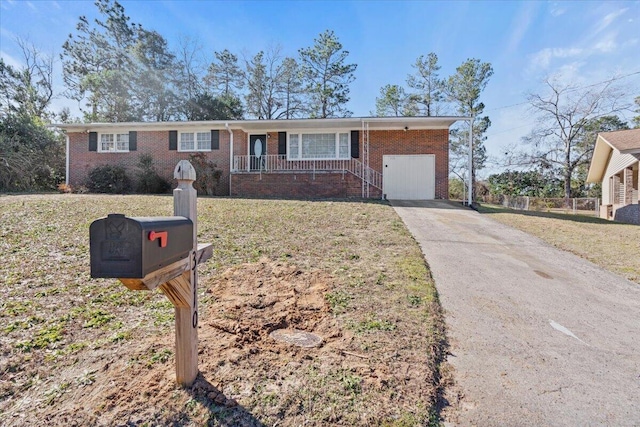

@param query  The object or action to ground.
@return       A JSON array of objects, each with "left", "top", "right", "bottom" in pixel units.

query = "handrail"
[{"left": 232, "top": 155, "right": 383, "bottom": 190}]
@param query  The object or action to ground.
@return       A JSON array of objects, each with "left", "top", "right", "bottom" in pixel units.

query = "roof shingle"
[{"left": 600, "top": 128, "right": 640, "bottom": 152}]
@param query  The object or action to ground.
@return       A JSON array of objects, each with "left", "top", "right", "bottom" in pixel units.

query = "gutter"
[{"left": 225, "top": 122, "right": 233, "bottom": 195}]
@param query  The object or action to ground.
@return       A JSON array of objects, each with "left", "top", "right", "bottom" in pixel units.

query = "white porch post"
[
  {"left": 468, "top": 117, "right": 473, "bottom": 207},
  {"left": 65, "top": 133, "right": 70, "bottom": 185}
]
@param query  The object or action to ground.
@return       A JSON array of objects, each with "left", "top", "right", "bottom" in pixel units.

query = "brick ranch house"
[{"left": 57, "top": 116, "right": 469, "bottom": 200}]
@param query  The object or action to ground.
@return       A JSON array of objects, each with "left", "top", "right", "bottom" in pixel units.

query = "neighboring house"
[
  {"left": 58, "top": 116, "right": 469, "bottom": 200},
  {"left": 586, "top": 128, "right": 640, "bottom": 224}
]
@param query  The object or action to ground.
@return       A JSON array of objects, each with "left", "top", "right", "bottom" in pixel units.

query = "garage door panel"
[{"left": 383, "top": 155, "right": 435, "bottom": 200}]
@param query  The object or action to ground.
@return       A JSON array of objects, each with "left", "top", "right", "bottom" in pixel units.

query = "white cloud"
[
  {"left": 594, "top": 8, "right": 628, "bottom": 34},
  {"left": 51, "top": 1, "right": 61, "bottom": 9},
  {"left": 594, "top": 39, "right": 617, "bottom": 53},
  {"left": 553, "top": 61, "right": 587, "bottom": 84},
  {"left": 549, "top": 2, "right": 567, "bottom": 17},
  {"left": 529, "top": 47, "right": 583, "bottom": 70},
  {"left": 26, "top": 1, "right": 36, "bottom": 11},
  {"left": 506, "top": 2, "right": 538, "bottom": 53}
]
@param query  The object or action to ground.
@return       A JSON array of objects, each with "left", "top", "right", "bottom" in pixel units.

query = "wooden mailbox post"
[{"left": 92, "top": 160, "right": 211, "bottom": 387}]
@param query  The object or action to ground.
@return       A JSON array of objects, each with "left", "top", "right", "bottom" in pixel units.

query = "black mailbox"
[{"left": 90, "top": 214, "right": 193, "bottom": 278}]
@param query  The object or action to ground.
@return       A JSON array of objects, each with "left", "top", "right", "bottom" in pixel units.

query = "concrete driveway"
[{"left": 391, "top": 200, "right": 640, "bottom": 426}]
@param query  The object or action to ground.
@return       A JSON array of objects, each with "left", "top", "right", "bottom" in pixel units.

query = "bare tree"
[
  {"left": 175, "top": 35, "right": 207, "bottom": 103},
  {"left": 244, "top": 47, "right": 281, "bottom": 119},
  {"left": 0, "top": 38, "right": 54, "bottom": 119},
  {"left": 243, "top": 46, "right": 307, "bottom": 120},
  {"left": 524, "top": 77, "right": 630, "bottom": 200}
]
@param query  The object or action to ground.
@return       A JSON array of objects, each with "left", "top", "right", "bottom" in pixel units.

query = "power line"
[
  {"left": 485, "top": 122, "right": 536, "bottom": 138},
  {"left": 485, "top": 70, "right": 640, "bottom": 113}
]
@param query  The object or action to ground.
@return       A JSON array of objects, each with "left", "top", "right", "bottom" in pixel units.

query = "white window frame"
[
  {"left": 287, "top": 131, "right": 350, "bottom": 160},
  {"left": 98, "top": 132, "right": 129, "bottom": 153},
  {"left": 179, "top": 131, "right": 212, "bottom": 152}
]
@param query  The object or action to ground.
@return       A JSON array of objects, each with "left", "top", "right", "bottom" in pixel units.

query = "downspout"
[
  {"left": 65, "top": 132, "right": 70, "bottom": 185},
  {"left": 225, "top": 122, "right": 233, "bottom": 195},
  {"left": 467, "top": 117, "right": 474, "bottom": 207}
]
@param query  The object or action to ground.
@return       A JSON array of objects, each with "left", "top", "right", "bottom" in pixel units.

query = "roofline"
[{"left": 50, "top": 116, "right": 473, "bottom": 133}]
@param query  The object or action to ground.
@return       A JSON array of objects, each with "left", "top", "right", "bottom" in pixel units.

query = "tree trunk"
[{"left": 564, "top": 143, "right": 572, "bottom": 206}]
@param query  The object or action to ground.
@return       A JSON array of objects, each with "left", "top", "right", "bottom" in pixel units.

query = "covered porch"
[{"left": 231, "top": 155, "right": 383, "bottom": 191}]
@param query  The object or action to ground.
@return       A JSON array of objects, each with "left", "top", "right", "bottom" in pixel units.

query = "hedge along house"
[
  {"left": 586, "top": 128, "right": 640, "bottom": 224},
  {"left": 58, "top": 116, "right": 470, "bottom": 200}
]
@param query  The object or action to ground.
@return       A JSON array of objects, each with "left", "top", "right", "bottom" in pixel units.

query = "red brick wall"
[
  {"left": 232, "top": 129, "right": 448, "bottom": 198},
  {"left": 231, "top": 172, "right": 381, "bottom": 199},
  {"left": 365, "top": 129, "right": 449, "bottom": 199},
  {"left": 68, "top": 130, "right": 232, "bottom": 195},
  {"left": 68, "top": 127, "right": 448, "bottom": 199}
]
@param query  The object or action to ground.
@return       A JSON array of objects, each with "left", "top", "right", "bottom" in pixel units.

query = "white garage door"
[{"left": 383, "top": 154, "right": 435, "bottom": 200}]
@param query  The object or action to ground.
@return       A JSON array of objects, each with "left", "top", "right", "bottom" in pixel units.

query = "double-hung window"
[
  {"left": 180, "top": 132, "right": 211, "bottom": 151},
  {"left": 99, "top": 133, "right": 129, "bottom": 152},
  {"left": 288, "top": 132, "right": 350, "bottom": 160}
]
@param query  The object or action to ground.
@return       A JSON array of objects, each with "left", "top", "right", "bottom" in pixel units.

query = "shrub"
[
  {"left": 57, "top": 183, "right": 73, "bottom": 194},
  {"left": 86, "top": 165, "right": 131, "bottom": 194},
  {"left": 188, "top": 153, "right": 222, "bottom": 196},
  {"left": 135, "top": 154, "right": 170, "bottom": 194}
]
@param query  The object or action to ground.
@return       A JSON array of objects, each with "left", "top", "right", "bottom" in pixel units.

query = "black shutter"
[
  {"left": 211, "top": 130, "right": 219, "bottom": 150},
  {"left": 89, "top": 132, "right": 97, "bottom": 152},
  {"left": 169, "top": 130, "right": 177, "bottom": 150},
  {"left": 129, "top": 131, "right": 137, "bottom": 151},
  {"left": 350, "top": 130, "right": 360, "bottom": 158},
  {"left": 278, "top": 132, "right": 287, "bottom": 155}
]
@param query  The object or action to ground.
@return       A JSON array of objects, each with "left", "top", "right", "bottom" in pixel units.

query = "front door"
[{"left": 250, "top": 134, "right": 266, "bottom": 171}]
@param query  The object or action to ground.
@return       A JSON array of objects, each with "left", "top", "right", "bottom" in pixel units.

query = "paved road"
[{"left": 391, "top": 200, "right": 640, "bottom": 426}]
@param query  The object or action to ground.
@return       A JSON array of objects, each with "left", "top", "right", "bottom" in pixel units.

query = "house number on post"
[{"left": 88, "top": 160, "right": 213, "bottom": 387}]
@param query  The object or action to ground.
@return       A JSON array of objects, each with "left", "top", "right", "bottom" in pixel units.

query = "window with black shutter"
[
  {"left": 350, "top": 130, "right": 360, "bottom": 158},
  {"left": 129, "top": 131, "right": 137, "bottom": 151},
  {"left": 169, "top": 130, "right": 178, "bottom": 150},
  {"left": 278, "top": 132, "right": 287, "bottom": 155},
  {"left": 211, "top": 130, "right": 220, "bottom": 150},
  {"left": 89, "top": 132, "right": 97, "bottom": 151}
]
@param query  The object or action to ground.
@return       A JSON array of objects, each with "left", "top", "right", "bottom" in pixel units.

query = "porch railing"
[{"left": 233, "top": 155, "right": 382, "bottom": 190}]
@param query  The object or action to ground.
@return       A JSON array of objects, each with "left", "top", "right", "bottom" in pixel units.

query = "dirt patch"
[
  {"left": 4, "top": 259, "right": 427, "bottom": 426},
  {"left": 205, "top": 259, "right": 339, "bottom": 353}
]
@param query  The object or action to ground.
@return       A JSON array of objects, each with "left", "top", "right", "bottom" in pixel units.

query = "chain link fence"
[{"left": 481, "top": 195, "right": 600, "bottom": 216}]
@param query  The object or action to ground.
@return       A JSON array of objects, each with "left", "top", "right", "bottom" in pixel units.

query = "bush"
[
  {"left": 189, "top": 153, "right": 222, "bottom": 195},
  {"left": 87, "top": 165, "right": 131, "bottom": 194},
  {"left": 0, "top": 115, "right": 65, "bottom": 192},
  {"left": 135, "top": 154, "right": 170, "bottom": 194}
]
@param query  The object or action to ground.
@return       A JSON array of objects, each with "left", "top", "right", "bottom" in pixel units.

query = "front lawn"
[
  {"left": 477, "top": 203, "right": 640, "bottom": 284},
  {"left": 0, "top": 194, "right": 447, "bottom": 426}
]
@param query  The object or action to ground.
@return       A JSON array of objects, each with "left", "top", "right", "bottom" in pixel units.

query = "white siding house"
[{"left": 587, "top": 129, "right": 640, "bottom": 224}]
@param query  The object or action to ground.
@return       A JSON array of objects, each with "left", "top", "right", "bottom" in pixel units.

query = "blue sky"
[{"left": 1, "top": 0, "right": 639, "bottom": 175}]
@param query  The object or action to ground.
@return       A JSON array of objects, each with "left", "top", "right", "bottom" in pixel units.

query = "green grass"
[{"left": 477, "top": 203, "right": 640, "bottom": 283}]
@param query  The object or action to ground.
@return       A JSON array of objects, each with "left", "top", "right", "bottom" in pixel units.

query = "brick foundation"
[{"left": 231, "top": 172, "right": 382, "bottom": 199}]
